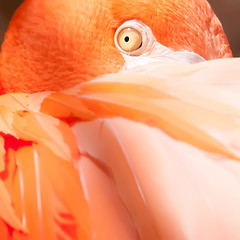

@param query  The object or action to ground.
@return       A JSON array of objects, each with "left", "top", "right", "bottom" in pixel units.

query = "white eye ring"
[{"left": 114, "top": 20, "right": 156, "bottom": 56}]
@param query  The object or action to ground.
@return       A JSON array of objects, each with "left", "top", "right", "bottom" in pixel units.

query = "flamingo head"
[{"left": 0, "top": 0, "right": 232, "bottom": 93}]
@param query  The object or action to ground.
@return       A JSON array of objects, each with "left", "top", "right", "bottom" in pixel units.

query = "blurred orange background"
[{"left": 0, "top": 0, "right": 239, "bottom": 56}]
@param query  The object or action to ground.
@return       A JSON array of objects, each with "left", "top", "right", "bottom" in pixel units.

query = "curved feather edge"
[
  {"left": 41, "top": 58, "right": 240, "bottom": 159},
  {"left": 0, "top": 58, "right": 240, "bottom": 239},
  {"left": 0, "top": 94, "right": 92, "bottom": 239}
]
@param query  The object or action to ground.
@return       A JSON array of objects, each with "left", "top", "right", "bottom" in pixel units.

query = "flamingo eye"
[
  {"left": 116, "top": 28, "right": 142, "bottom": 53},
  {"left": 114, "top": 20, "right": 156, "bottom": 57},
  {"left": 114, "top": 20, "right": 205, "bottom": 66}
]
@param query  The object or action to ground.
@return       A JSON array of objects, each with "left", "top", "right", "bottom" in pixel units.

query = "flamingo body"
[{"left": 0, "top": 0, "right": 238, "bottom": 239}]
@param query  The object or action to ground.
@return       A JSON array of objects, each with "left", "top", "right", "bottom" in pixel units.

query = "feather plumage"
[{"left": 0, "top": 58, "right": 240, "bottom": 239}]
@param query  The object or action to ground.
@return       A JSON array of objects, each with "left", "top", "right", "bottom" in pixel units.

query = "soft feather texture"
[
  {"left": 0, "top": 0, "right": 237, "bottom": 239},
  {"left": 0, "top": 58, "right": 240, "bottom": 239}
]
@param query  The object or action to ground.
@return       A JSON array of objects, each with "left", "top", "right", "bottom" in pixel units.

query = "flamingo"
[{"left": 0, "top": 0, "right": 239, "bottom": 239}]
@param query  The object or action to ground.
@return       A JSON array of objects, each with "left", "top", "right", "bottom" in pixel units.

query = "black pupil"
[{"left": 124, "top": 36, "right": 130, "bottom": 42}]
